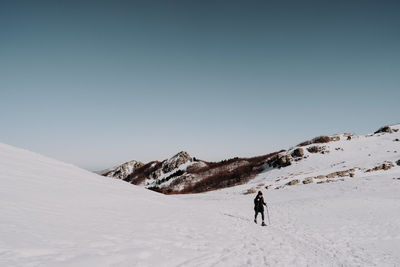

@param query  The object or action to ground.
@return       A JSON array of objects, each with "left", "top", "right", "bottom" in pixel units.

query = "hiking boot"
[{"left": 261, "top": 222, "right": 266, "bottom": 226}]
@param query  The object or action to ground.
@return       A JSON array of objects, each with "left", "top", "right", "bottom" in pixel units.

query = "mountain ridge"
[{"left": 103, "top": 124, "right": 400, "bottom": 194}]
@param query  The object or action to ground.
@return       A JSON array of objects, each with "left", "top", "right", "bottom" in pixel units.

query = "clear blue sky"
[{"left": 1, "top": 0, "right": 399, "bottom": 170}]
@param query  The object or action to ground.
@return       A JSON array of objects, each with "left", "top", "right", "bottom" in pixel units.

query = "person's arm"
[{"left": 262, "top": 197, "right": 267, "bottom": 206}]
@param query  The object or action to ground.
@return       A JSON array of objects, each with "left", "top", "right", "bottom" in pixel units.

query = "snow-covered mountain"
[
  {"left": 1, "top": 124, "right": 400, "bottom": 266},
  {"left": 103, "top": 150, "right": 282, "bottom": 193},
  {"left": 103, "top": 124, "right": 400, "bottom": 195},
  {"left": 103, "top": 159, "right": 143, "bottom": 180},
  {"left": 246, "top": 124, "right": 400, "bottom": 193}
]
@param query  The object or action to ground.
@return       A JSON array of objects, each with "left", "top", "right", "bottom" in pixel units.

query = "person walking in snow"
[{"left": 254, "top": 191, "right": 267, "bottom": 226}]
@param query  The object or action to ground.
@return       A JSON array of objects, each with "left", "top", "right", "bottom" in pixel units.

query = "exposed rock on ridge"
[{"left": 104, "top": 160, "right": 144, "bottom": 180}]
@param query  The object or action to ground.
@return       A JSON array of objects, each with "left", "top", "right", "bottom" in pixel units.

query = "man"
[{"left": 254, "top": 191, "right": 267, "bottom": 226}]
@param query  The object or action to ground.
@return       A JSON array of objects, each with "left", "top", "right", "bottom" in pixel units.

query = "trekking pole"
[{"left": 266, "top": 204, "right": 271, "bottom": 225}]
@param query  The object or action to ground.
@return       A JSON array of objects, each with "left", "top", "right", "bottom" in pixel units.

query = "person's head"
[{"left": 257, "top": 191, "right": 262, "bottom": 197}]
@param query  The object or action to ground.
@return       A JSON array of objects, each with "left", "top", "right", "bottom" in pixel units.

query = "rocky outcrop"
[
  {"left": 374, "top": 126, "right": 392, "bottom": 134},
  {"left": 327, "top": 170, "right": 350, "bottom": 178},
  {"left": 291, "top": 148, "right": 304, "bottom": 158},
  {"left": 302, "top": 168, "right": 357, "bottom": 182},
  {"left": 268, "top": 154, "right": 293, "bottom": 168},
  {"left": 397, "top": 160, "right": 400, "bottom": 166},
  {"left": 103, "top": 160, "right": 144, "bottom": 180},
  {"left": 161, "top": 151, "right": 192, "bottom": 174},
  {"left": 287, "top": 179, "right": 299, "bottom": 186},
  {"left": 366, "top": 162, "right": 394, "bottom": 172},
  {"left": 302, "top": 177, "right": 313, "bottom": 184},
  {"left": 118, "top": 151, "right": 194, "bottom": 187},
  {"left": 140, "top": 151, "right": 193, "bottom": 185},
  {"left": 279, "top": 155, "right": 293, "bottom": 167},
  {"left": 331, "top": 136, "right": 340, "bottom": 141},
  {"left": 307, "top": 146, "right": 328, "bottom": 154}
]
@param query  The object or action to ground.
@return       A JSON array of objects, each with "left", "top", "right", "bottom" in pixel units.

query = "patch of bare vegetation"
[
  {"left": 366, "top": 161, "right": 394, "bottom": 172},
  {"left": 302, "top": 168, "right": 358, "bottom": 182},
  {"left": 244, "top": 188, "right": 257, "bottom": 195},
  {"left": 307, "top": 145, "right": 329, "bottom": 154},
  {"left": 125, "top": 161, "right": 162, "bottom": 184},
  {"left": 297, "top": 136, "right": 334, "bottom": 147},
  {"left": 154, "top": 151, "right": 283, "bottom": 194},
  {"left": 326, "top": 169, "right": 355, "bottom": 178}
]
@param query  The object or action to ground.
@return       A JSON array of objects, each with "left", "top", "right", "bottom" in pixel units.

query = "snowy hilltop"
[
  {"left": 103, "top": 150, "right": 283, "bottom": 194},
  {"left": 103, "top": 124, "right": 400, "bottom": 195},
  {"left": 103, "top": 159, "right": 144, "bottom": 180},
  {"left": 244, "top": 124, "right": 400, "bottom": 193},
  {"left": 1, "top": 124, "right": 400, "bottom": 266}
]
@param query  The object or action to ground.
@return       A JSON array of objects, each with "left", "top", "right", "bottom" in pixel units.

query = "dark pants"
[{"left": 255, "top": 210, "right": 264, "bottom": 221}]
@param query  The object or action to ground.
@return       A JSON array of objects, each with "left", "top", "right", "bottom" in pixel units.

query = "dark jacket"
[{"left": 254, "top": 196, "right": 266, "bottom": 212}]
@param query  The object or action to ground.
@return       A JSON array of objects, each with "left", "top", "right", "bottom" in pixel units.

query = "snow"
[
  {"left": 145, "top": 161, "right": 195, "bottom": 188},
  {"left": 1, "top": 125, "right": 400, "bottom": 266},
  {"left": 104, "top": 160, "right": 143, "bottom": 179},
  {"left": 252, "top": 124, "right": 400, "bottom": 189}
]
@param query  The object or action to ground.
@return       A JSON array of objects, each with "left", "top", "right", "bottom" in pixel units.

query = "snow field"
[{"left": 1, "top": 125, "right": 400, "bottom": 266}]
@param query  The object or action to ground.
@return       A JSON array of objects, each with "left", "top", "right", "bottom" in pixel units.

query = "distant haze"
[{"left": 1, "top": 0, "right": 399, "bottom": 170}]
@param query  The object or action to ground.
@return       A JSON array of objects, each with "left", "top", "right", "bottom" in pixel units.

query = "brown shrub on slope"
[
  {"left": 177, "top": 151, "right": 283, "bottom": 194},
  {"left": 125, "top": 161, "right": 162, "bottom": 185},
  {"left": 297, "top": 136, "right": 332, "bottom": 147},
  {"left": 108, "top": 150, "right": 284, "bottom": 195}
]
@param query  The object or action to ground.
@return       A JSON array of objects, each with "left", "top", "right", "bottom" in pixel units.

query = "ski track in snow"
[
  {"left": 2, "top": 179, "right": 400, "bottom": 267},
  {"left": 174, "top": 179, "right": 400, "bottom": 267}
]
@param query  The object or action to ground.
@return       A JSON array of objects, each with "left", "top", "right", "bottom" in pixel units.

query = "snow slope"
[
  {"left": 249, "top": 124, "right": 400, "bottom": 190},
  {"left": 1, "top": 124, "right": 400, "bottom": 266}
]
